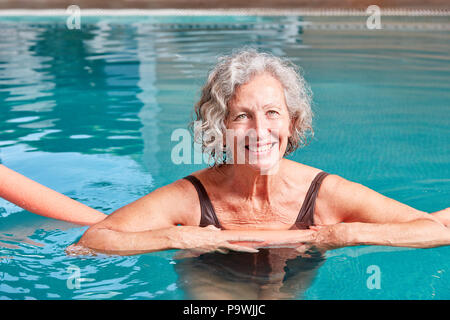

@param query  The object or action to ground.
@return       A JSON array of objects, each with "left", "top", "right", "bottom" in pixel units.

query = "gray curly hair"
[{"left": 189, "top": 48, "right": 314, "bottom": 166}]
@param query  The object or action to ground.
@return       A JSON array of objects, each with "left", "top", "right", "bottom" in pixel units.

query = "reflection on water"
[{"left": 175, "top": 248, "right": 325, "bottom": 300}]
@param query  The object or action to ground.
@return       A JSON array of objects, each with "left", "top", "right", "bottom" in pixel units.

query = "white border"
[{"left": 0, "top": 8, "right": 449, "bottom": 16}]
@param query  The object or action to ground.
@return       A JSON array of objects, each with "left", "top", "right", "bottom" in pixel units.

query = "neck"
[{"left": 221, "top": 160, "right": 284, "bottom": 202}]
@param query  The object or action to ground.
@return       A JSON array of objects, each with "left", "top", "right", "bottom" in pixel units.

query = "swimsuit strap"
[
  {"left": 184, "top": 171, "right": 330, "bottom": 231},
  {"left": 183, "top": 175, "right": 222, "bottom": 229},
  {"left": 292, "top": 171, "right": 330, "bottom": 230}
]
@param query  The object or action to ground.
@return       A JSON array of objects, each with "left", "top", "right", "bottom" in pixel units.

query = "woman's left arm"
[
  {"left": 314, "top": 175, "right": 450, "bottom": 249},
  {"left": 312, "top": 220, "right": 450, "bottom": 249}
]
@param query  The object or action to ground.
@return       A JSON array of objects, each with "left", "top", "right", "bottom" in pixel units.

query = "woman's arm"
[
  {"left": 320, "top": 174, "right": 445, "bottom": 226},
  {"left": 431, "top": 208, "right": 450, "bottom": 227},
  {"left": 311, "top": 175, "right": 450, "bottom": 249},
  {"left": 311, "top": 219, "right": 450, "bottom": 250},
  {"left": 70, "top": 178, "right": 317, "bottom": 256},
  {"left": 72, "top": 224, "right": 316, "bottom": 256},
  {"left": 0, "top": 164, "right": 107, "bottom": 225},
  {"left": 73, "top": 225, "right": 259, "bottom": 256}
]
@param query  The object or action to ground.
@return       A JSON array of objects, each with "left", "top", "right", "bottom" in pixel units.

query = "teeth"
[{"left": 248, "top": 143, "right": 273, "bottom": 152}]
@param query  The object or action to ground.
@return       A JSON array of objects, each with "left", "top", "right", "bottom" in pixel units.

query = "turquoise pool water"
[{"left": 0, "top": 14, "right": 449, "bottom": 300}]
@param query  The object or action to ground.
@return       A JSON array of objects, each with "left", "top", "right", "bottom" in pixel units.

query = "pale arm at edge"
[{"left": 0, "top": 164, "right": 107, "bottom": 225}]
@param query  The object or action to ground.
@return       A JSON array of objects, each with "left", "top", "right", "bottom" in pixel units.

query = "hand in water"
[
  {"left": 309, "top": 224, "right": 351, "bottom": 251},
  {"left": 174, "top": 225, "right": 263, "bottom": 259},
  {"left": 215, "top": 228, "right": 320, "bottom": 259},
  {"left": 431, "top": 207, "right": 450, "bottom": 227}
]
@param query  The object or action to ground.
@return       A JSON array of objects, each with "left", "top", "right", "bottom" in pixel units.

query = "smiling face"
[{"left": 225, "top": 72, "right": 292, "bottom": 173}]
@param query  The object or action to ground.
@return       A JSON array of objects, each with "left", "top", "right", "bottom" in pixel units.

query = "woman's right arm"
[
  {"left": 69, "top": 179, "right": 262, "bottom": 256},
  {"left": 69, "top": 179, "right": 198, "bottom": 255},
  {"left": 73, "top": 225, "right": 261, "bottom": 256}
]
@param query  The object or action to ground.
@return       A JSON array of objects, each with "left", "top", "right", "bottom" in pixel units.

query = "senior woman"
[{"left": 69, "top": 49, "right": 450, "bottom": 256}]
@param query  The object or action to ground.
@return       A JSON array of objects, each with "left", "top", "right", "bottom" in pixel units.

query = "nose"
[{"left": 253, "top": 113, "right": 271, "bottom": 141}]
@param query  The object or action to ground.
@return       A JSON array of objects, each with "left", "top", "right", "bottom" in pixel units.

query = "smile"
[{"left": 245, "top": 142, "right": 277, "bottom": 154}]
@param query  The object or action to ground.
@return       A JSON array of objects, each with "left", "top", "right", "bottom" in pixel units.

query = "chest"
[{"left": 210, "top": 192, "right": 305, "bottom": 230}]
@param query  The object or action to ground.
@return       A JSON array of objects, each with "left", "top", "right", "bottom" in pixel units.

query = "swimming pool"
[{"left": 0, "top": 11, "right": 449, "bottom": 300}]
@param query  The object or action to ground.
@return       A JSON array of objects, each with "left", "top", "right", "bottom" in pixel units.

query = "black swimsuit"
[
  {"left": 183, "top": 171, "right": 329, "bottom": 229},
  {"left": 177, "top": 171, "right": 329, "bottom": 297}
]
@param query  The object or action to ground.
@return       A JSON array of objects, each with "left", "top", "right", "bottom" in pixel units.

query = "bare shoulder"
[
  {"left": 280, "top": 160, "right": 345, "bottom": 224},
  {"left": 98, "top": 175, "right": 202, "bottom": 232},
  {"left": 281, "top": 159, "right": 326, "bottom": 184},
  {"left": 314, "top": 171, "right": 370, "bottom": 224},
  {"left": 148, "top": 176, "right": 201, "bottom": 226}
]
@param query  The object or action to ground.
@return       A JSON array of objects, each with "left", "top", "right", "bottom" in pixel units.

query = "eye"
[
  {"left": 235, "top": 113, "right": 248, "bottom": 120},
  {"left": 267, "top": 110, "right": 279, "bottom": 117}
]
